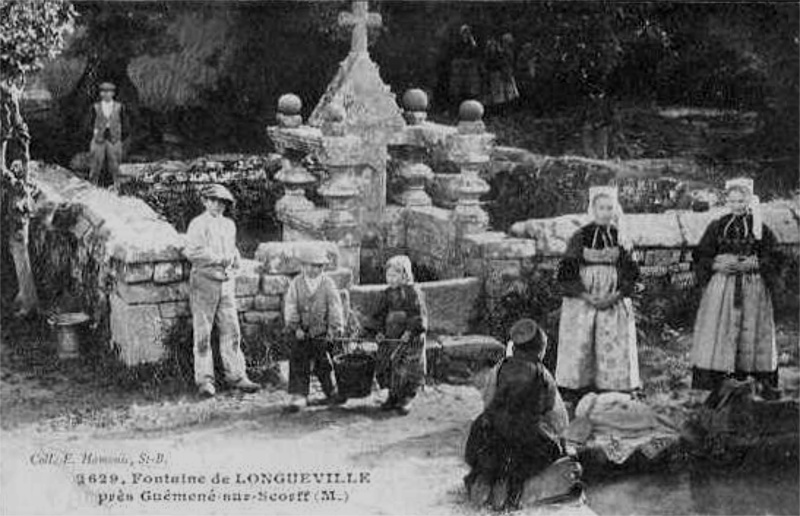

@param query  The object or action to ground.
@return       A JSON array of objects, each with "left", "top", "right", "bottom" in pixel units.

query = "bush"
[{"left": 118, "top": 155, "right": 283, "bottom": 233}]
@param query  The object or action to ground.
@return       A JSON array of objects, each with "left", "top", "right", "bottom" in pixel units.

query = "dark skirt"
[
  {"left": 465, "top": 411, "right": 563, "bottom": 498},
  {"left": 375, "top": 335, "right": 426, "bottom": 400}
]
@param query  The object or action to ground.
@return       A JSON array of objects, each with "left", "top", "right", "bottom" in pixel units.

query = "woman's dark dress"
[{"left": 691, "top": 213, "right": 779, "bottom": 390}]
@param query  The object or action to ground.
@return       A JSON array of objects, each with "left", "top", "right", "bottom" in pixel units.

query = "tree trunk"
[
  {"left": 9, "top": 219, "right": 38, "bottom": 315},
  {"left": 1, "top": 82, "right": 40, "bottom": 316}
]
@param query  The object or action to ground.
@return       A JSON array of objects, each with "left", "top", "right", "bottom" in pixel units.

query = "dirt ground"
[
  {"left": 1, "top": 314, "right": 798, "bottom": 515},
  {"left": 0, "top": 316, "right": 597, "bottom": 516}
]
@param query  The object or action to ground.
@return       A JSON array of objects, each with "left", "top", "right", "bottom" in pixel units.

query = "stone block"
[
  {"left": 405, "top": 206, "right": 458, "bottom": 262},
  {"left": 261, "top": 274, "right": 291, "bottom": 295},
  {"left": 235, "top": 259, "right": 262, "bottom": 296},
  {"left": 511, "top": 214, "right": 585, "bottom": 256},
  {"left": 237, "top": 296, "right": 255, "bottom": 312},
  {"left": 255, "top": 241, "right": 339, "bottom": 274},
  {"left": 153, "top": 261, "right": 185, "bottom": 284},
  {"left": 121, "top": 262, "right": 154, "bottom": 284},
  {"left": 434, "top": 335, "right": 505, "bottom": 384},
  {"left": 116, "top": 281, "right": 189, "bottom": 305},
  {"left": 349, "top": 278, "right": 481, "bottom": 336},
  {"left": 422, "top": 278, "right": 482, "bottom": 335},
  {"left": 109, "top": 294, "right": 167, "bottom": 366},
  {"left": 327, "top": 267, "right": 353, "bottom": 291},
  {"left": 675, "top": 209, "right": 722, "bottom": 247},
  {"left": 763, "top": 205, "right": 800, "bottom": 245},
  {"left": 483, "top": 237, "right": 538, "bottom": 260},
  {"left": 439, "top": 334, "right": 505, "bottom": 362},
  {"left": 243, "top": 310, "right": 282, "bottom": 326},
  {"left": 110, "top": 234, "right": 186, "bottom": 264},
  {"left": 622, "top": 212, "right": 683, "bottom": 248},
  {"left": 461, "top": 231, "right": 508, "bottom": 260},
  {"left": 254, "top": 295, "right": 282, "bottom": 311},
  {"left": 158, "top": 300, "right": 191, "bottom": 319}
]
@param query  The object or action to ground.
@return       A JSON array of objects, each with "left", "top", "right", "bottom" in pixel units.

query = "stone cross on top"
[{"left": 339, "top": 0, "right": 382, "bottom": 55}]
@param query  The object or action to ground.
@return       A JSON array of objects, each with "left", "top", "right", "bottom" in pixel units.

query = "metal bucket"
[
  {"left": 333, "top": 353, "right": 376, "bottom": 399},
  {"left": 49, "top": 312, "right": 90, "bottom": 360}
]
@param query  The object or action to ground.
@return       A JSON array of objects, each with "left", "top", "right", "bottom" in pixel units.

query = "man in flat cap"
[
  {"left": 88, "top": 81, "right": 129, "bottom": 189},
  {"left": 184, "top": 184, "right": 260, "bottom": 398}
]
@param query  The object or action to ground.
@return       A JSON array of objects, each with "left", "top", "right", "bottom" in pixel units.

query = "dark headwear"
[
  {"left": 99, "top": 82, "right": 116, "bottom": 92},
  {"left": 509, "top": 318, "right": 547, "bottom": 355},
  {"left": 201, "top": 184, "right": 235, "bottom": 203}
]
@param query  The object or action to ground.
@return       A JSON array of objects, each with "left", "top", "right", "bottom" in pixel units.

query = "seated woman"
[
  {"left": 464, "top": 319, "right": 569, "bottom": 510},
  {"left": 365, "top": 255, "right": 428, "bottom": 415},
  {"left": 691, "top": 178, "right": 780, "bottom": 395}
]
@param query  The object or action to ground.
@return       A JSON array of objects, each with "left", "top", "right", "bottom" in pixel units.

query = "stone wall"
[
  {"left": 506, "top": 200, "right": 800, "bottom": 320},
  {"left": 349, "top": 278, "right": 482, "bottom": 336},
  {"left": 28, "top": 164, "right": 352, "bottom": 367},
  {"left": 486, "top": 148, "right": 725, "bottom": 231}
]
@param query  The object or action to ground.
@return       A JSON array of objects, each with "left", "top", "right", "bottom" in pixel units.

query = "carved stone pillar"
[
  {"left": 275, "top": 156, "right": 316, "bottom": 217},
  {"left": 447, "top": 100, "right": 495, "bottom": 235},
  {"left": 317, "top": 107, "right": 363, "bottom": 279}
]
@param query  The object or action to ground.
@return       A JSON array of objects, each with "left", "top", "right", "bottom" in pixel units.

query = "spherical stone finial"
[
  {"left": 278, "top": 93, "right": 302, "bottom": 115},
  {"left": 459, "top": 100, "right": 484, "bottom": 122},
  {"left": 403, "top": 88, "right": 429, "bottom": 112}
]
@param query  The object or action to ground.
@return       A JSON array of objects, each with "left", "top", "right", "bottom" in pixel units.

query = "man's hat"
[
  {"left": 99, "top": 82, "right": 116, "bottom": 92},
  {"left": 201, "top": 184, "right": 235, "bottom": 203},
  {"left": 509, "top": 318, "right": 547, "bottom": 353},
  {"left": 298, "top": 246, "right": 329, "bottom": 266}
]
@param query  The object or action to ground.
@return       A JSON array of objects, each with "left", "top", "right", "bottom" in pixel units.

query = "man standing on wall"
[
  {"left": 88, "top": 82, "right": 128, "bottom": 190},
  {"left": 184, "top": 184, "right": 261, "bottom": 398}
]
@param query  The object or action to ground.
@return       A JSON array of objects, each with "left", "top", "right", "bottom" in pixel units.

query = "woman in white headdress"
[
  {"left": 556, "top": 186, "right": 641, "bottom": 397},
  {"left": 366, "top": 255, "right": 429, "bottom": 415},
  {"left": 691, "top": 178, "right": 779, "bottom": 392}
]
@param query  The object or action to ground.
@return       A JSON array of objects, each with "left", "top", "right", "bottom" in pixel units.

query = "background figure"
[
  {"left": 690, "top": 178, "right": 779, "bottom": 394},
  {"left": 581, "top": 89, "right": 614, "bottom": 159},
  {"left": 515, "top": 41, "right": 538, "bottom": 109},
  {"left": 555, "top": 186, "right": 641, "bottom": 401},
  {"left": 483, "top": 33, "right": 520, "bottom": 112},
  {"left": 448, "top": 24, "right": 483, "bottom": 107},
  {"left": 88, "top": 82, "right": 129, "bottom": 189}
]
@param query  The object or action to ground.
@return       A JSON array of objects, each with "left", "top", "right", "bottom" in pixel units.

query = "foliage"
[
  {"left": 0, "top": 162, "right": 37, "bottom": 233},
  {"left": 0, "top": 0, "right": 77, "bottom": 82},
  {"left": 484, "top": 265, "right": 563, "bottom": 371},
  {"left": 487, "top": 158, "right": 616, "bottom": 231}
]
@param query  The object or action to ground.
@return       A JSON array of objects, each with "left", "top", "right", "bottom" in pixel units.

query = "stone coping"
[
  {"left": 30, "top": 162, "right": 186, "bottom": 264},
  {"left": 510, "top": 202, "right": 800, "bottom": 256}
]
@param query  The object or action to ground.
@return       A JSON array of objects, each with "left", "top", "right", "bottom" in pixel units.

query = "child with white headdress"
[
  {"left": 366, "top": 255, "right": 428, "bottom": 415},
  {"left": 691, "top": 177, "right": 780, "bottom": 393},
  {"left": 555, "top": 186, "right": 641, "bottom": 398}
]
